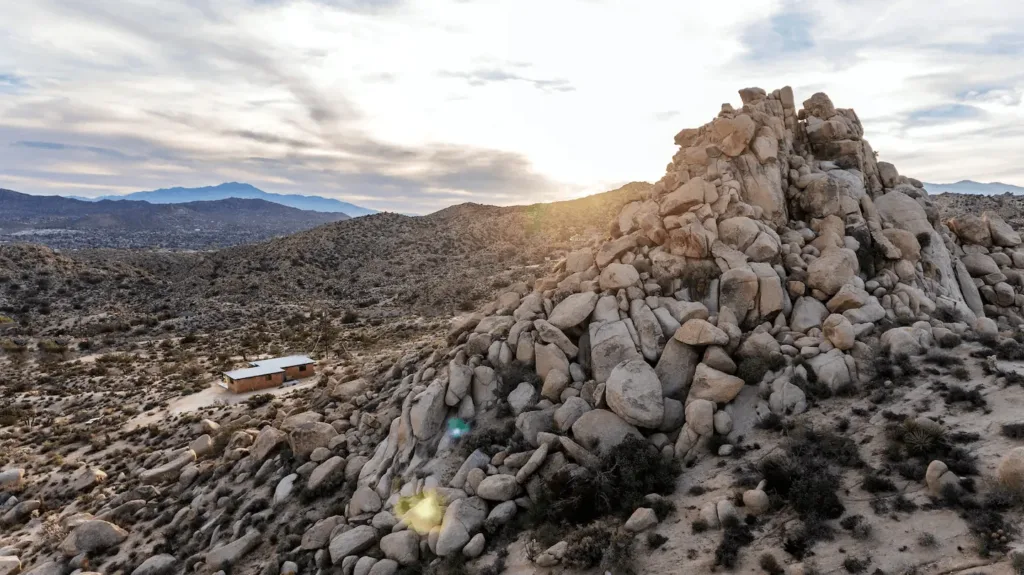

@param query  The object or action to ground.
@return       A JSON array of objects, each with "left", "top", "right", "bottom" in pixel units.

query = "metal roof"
[
  {"left": 223, "top": 365, "right": 283, "bottom": 380},
  {"left": 250, "top": 355, "right": 315, "bottom": 370}
]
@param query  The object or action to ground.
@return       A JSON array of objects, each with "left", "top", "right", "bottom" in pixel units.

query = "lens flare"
[
  {"left": 447, "top": 418, "right": 470, "bottom": 439},
  {"left": 395, "top": 490, "right": 445, "bottom": 534}
]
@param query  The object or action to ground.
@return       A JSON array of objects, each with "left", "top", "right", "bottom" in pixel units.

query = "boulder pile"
[{"left": 310, "top": 86, "right": 1024, "bottom": 564}]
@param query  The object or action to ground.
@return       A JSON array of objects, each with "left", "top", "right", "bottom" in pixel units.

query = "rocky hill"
[
  {"left": 3, "top": 87, "right": 1024, "bottom": 575},
  {"left": 0, "top": 189, "right": 351, "bottom": 250}
]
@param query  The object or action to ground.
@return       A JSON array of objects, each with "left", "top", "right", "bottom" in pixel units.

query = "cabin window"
[
  {"left": 299, "top": 365, "right": 306, "bottom": 372},
  {"left": 265, "top": 375, "right": 272, "bottom": 381}
]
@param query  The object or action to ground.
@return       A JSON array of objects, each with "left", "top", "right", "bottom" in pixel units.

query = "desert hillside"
[{"left": 4, "top": 87, "right": 1024, "bottom": 575}]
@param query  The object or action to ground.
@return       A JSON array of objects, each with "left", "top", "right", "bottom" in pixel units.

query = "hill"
[
  {"left": 7, "top": 87, "right": 1024, "bottom": 575},
  {"left": 0, "top": 188, "right": 350, "bottom": 250},
  {"left": 81, "top": 182, "right": 377, "bottom": 216}
]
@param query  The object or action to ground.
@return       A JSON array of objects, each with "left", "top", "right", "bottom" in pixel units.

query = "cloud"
[
  {"left": 12, "top": 140, "right": 144, "bottom": 161},
  {"left": 740, "top": 4, "right": 815, "bottom": 59},
  {"left": 1, "top": 0, "right": 1023, "bottom": 215},
  {"left": 905, "top": 104, "right": 986, "bottom": 127},
  {"left": 440, "top": 67, "right": 575, "bottom": 93}
]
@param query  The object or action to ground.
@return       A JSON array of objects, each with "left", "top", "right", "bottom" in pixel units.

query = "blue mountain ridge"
[{"left": 74, "top": 182, "right": 377, "bottom": 216}]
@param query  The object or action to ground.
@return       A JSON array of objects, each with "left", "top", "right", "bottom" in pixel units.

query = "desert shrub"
[
  {"left": 562, "top": 523, "right": 636, "bottom": 573},
  {"left": 763, "top": 427, "right": 861, "bottom": 557},
  {"left": 246, "top": 394, "right": 274, "bottom": 408},
  {"left": 918, "top": 532, "right": 938, "bottom": 547},
  {"left": 714, "top": 518, "right": 754, "bottom": 569},
  {"left": 924, "top": 349, "right": 963, "bottom": 367},
  {"left": 952, "top": 366, "right": 970, "bottom": 380},
  {"left": 679, "top": 259, "right": 720, "bottom": 299},
  {"left": 691, "top": 518, "right": 709, "bottom": 533},
  {"left": 943, "top": 384, "right": 988, "bottom": 410},
  {"left": 759, "top": 553, "right": 785, "bottom": 575},
  {"left": 886, "top": 418, "right": 978, "bottom": 476},
  {"left": 861, "top": 473, "right": 896, "bottom": 493},
  {"left": 459, "top": 420, "right": 517, "bottom": 457},
  {"left": 1002, "top": 422, "right": 1024, "bottom": 440},
  {"left": 529, "top": 435, "right": 679, "bottom": 525},
  {"left": 646, "top": 532, "right": 668, "bottom": 549},
  {"left": 737, "top": 354, "right": 786, "bottom": 386},
  {"left": 842, "top": 556, "right": 869, "bottom": 573},
  {"left": 996, "top": 339, "right": 1024, "bottom": 361}
]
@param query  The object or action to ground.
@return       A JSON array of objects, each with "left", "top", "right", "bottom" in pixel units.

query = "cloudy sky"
[{"left": 1, "top": 0, "right": 1023, "bottom": 214}]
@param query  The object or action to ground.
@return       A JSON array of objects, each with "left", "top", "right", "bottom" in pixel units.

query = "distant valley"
[
  {"left": 75, "top": 181, "right": 378, "bottom": 217},
  {"left": 0, "top": 188, "right": 351, "bottom": 250}
]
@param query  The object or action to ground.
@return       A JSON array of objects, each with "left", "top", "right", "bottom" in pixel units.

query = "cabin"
[{"left": 221, "top": 355, "right": 315, "bottom": 393}]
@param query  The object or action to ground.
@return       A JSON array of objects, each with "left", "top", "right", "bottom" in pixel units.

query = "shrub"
[
  {"left": 562, "top": 523, "right": 635, "bottom": 573},
  {"left": 646, "top": 532, "right": 668, "bottom": 549},
  {"left": 924, "top": 349, "right": 962, "bottom": 367},
  {"left": 842, "top": 556, "right": 869, "bottom": 573},
  {"left": 246, "top": 394, "right": 274, "bottom": 408},
  {"left": 918, "top": 532, "right": 938, "bottom": 547},
  {"left": 714, "top": 519, "right": 754, "bottom": 569},
  {"left": 759, "top": 553, "right": 785, "bottom": 575},
  {"left": 691, "top": 518, "right": 709, "bottom": 533},
  {"left": 737, "top": 354, "right": 786, "bottom": 386},
  {"left": 529, "top": 435, "right": 679, "bottom": 525},
  {"left": 1002, "top": 422, "right": 1024, "bottom": 440},
  {"left": 861, "top": 473, "right": 897, "bottom": 494}
]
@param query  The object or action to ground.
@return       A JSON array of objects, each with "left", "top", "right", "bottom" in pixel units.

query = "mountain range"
[
  {"left": 75, "top": 182, "right": 377, "bottom": 216},
  {"left": 0, "top": 188, "right": 350, "bottom": 250},
  {"left": 923, "top": 179, "right": 1024, "bottom": 195}
]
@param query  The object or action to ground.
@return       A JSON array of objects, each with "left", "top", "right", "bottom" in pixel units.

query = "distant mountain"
[
  {"left": 924, "top": 180, "right": 1024, "bottom": 196},
  {"left": 78, "top": 182, "right": 377, "bottom": 216},
  {"left": 0, "top": 188, "right": 349, "bottom": 250}
]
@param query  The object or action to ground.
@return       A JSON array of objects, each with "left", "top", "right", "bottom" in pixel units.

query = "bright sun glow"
[{"left": 396, "top": 491, "right": 445, "bottom": 535}]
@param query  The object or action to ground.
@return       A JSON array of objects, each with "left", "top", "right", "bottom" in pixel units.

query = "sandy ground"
[
  {"left": 126, "top": 376, "right": 319, "bottom": 430},
  {"left": 633, "top": 346, "right": 1024, "bottom": 575}
]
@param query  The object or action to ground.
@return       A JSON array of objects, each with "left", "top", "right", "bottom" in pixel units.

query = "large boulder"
[
  {"left": 251, "top": 426, "right": 288, "bottom": 461},
  {"left": 475, "top": 475, "right": 518, "bottom": 502},
  {"left": 288, "top": 422, "right": 338, "bottom": 459},
  {"left": 205, "top": 532, "right": 262, "bottom": 571},
  {"left": 60, "top": 520, "right": 128, "bottom": 556},
  {"left": 948, "top": 215, "right": 992, "bottom": 246},
  {"left": 140, "top": 450, "right": 196, "bottom": 485},
  {"left": 822, "top": 314, "right": 855, "bottom": 350},
  {"left": 380, "top": 531, "right": 420, "bottom": 566},
  {"left": 655, "top": 339, "right": 699, "bottom": 398},
  {"left": 688, "top": 363, "right": 745, "bottom": 404},
  {"left": 997, "top": 447, "right": 1024, "bottom": 493},
  {"left": 547, "top": 292, "right": 599, "bottom": 330},
  {"left": 571, "top": 409, "right": 641, "bottom": 456},
  {"left": 589, "top": 320, "right": 642, "bottom": 383},
  {"left": 661, "top": 178, "right": 718, "bottom": 215},
  {"left": 674, "top": 319, "right": 729, "bottom": 346},
  {"left": 410, "top": 381, "right": 448, "bottom": 440},
  {"left": 805, "top": 349, "right": 852, "bottom": 390},
  {"left": 807, "top": 248, "right": 858, "bottom": 296},
  {"left": 986, "top": 212, "right": 1022, "bottom": 247},
  {"left": 599, "top": 263, "right": 640, "bottom": 290},
  {"left": 790, "top": 297, "right": 829, "bottom": 332},
  {"left": 711, "top": 114, "right": 756, "bottom": 157},
  {"left": 329, "top": 525, "right": 378, "bottom": 564},
  {"left": 719, "top": 267, "right": 759, "bottom": 323},
  {"left": 604, "top": 359, "right": 665, "bottom": 428},
  {"left": 962, "top": 253, "right": 999, "bottom": 277},
  {"left": 130, "top": 555, "right": 177, "bottom": 575},
  {"left": 435, "top": 497, "right": 488, "bottom": 556}
]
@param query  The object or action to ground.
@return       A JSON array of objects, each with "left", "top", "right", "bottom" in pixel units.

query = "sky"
[{"left": 1, "top": 0, "right": 1023, "bottom": 215}]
